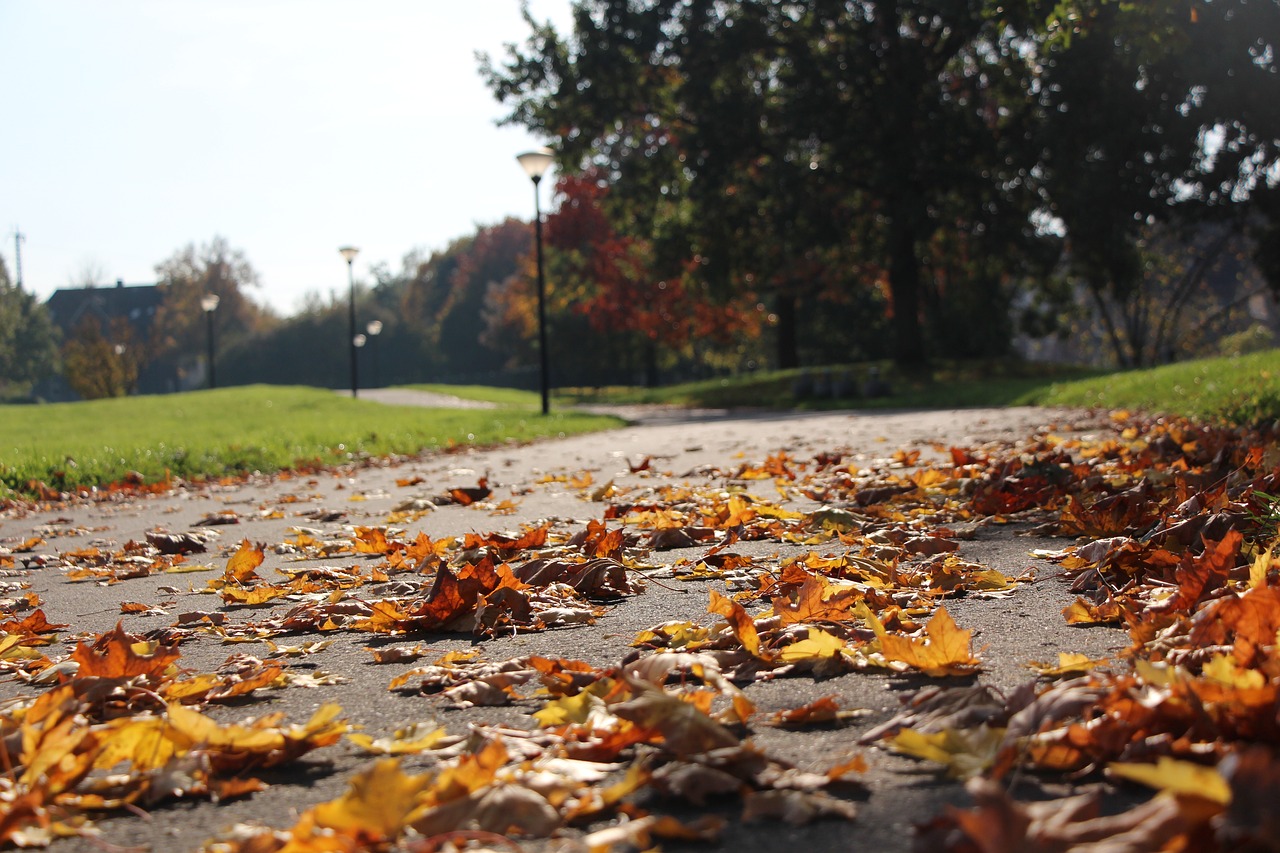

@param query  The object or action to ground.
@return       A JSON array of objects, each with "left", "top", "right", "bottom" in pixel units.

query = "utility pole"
[{"left": 11, "top": 228, "right": 24, "bottom": 288}]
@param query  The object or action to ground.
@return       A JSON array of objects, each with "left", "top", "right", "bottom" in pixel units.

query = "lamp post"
[
  {"left": 338, "top": 246, "right": 360, "bottom": 397},
  {"left": 517, "top": 147, "right": 555, "bottom": 416},
  {"left": 201, "top": 294, "right": 220, "bottom": 390},
  {"left": 366, "top": 320, "right": 383, "bottom": 388}
]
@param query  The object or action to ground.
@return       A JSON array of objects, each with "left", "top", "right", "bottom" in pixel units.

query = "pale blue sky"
[{"left": 0, "top": 1, "right": 572, "bottom": 313}]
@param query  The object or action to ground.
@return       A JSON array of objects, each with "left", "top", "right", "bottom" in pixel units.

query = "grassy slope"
[
  {"left": 1025, "top": 350, "right": 1280, "bottom": 423},
  {"left": 0, "top": 385, "right": 620, "bottom": 496},
  {"left": 567, "top": 351, "right": 1280, "bottom": 422}
]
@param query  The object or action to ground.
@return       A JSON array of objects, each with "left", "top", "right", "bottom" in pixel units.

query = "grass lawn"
[
  {"left": 0, "top": 385, "right": 621, "bottom": 498},
  {"left": 565, "top": 350, "right": 1280, "bottom": 423},
  {"left": 1026, "top": 350, "right": 1280, "bottom": 423},
  {"left": 6, "top": 352, "right": 1276, "bottom": 499}
]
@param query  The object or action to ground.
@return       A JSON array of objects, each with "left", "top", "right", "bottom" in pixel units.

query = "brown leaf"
[{"left": 609, "top": 676, "right": 741, "bottom": 756}]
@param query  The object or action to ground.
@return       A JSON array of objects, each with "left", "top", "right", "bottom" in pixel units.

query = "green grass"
[
  {"left": 1024, "top": 349, "right": 1280, "bottom": 423},
  {"left": 563, "top": 360, "right": 1104, "bottom": 410},
  {"left": 7, "top": 353, "right": 1277, "bottom": 499},
  {"left": 0, "top": 385, "right": 621, "bottom": 499},
  {"left": 564, "top": 350, "right": 1280, "bottom": 424}
]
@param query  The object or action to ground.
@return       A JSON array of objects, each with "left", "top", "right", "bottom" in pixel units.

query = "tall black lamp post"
[
  {"left": 338, "top": 246, "right": 360, "bottom": 397},
  {"left": 517, "top": 147, "right": 555, "bottom": 416},
  {"left": 366, "top": 320, "right": 383, "bottom": 388},
  {"left": 201, "top": 293, "right": 220, "bottom": 389}
]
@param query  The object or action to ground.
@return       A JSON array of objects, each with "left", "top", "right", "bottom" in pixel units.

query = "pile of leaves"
[{"left": 2, "top": 411, "right": 1279, "bottom": 851}]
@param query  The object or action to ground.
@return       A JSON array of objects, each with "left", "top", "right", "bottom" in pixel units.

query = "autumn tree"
[
  {"left": 482, "top": 0, "right": 1065, "bottom": 369},
  {"left": 396, "top": 219, "right": 534, "bottom": 381},
  {"left": 151, "top": 237, "right": 275, "bottom": 383},
  {"left": 61, "top": 316, "right": 139, "bottom": 399},
  {"left": 0, "top": 254, "right": 59, "bottom": 397}
]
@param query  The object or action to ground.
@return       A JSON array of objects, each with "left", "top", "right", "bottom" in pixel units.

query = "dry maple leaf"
[
  {"left": 864, "top": 605, "right": 982, "bottom": 676},
  {"left": 608, "top": 675, "right": 742, "bottom": 756},
  {"left": 70, "top": 623, "right": 181, "bottom": 681},
  {"left": 708, "top": 588, "right": 765, "bottom": 658},
  {"left": 222, "top": 539, "right": 265, "bottom": 584}
]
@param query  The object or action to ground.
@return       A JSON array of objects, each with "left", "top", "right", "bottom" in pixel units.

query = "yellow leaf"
[
  {"left": 308, "top": 758, "right": 433, "bottom": 842},
  {"left": 532, "top": 687, "right": 607, "bottom": 728},
  {"left": 1250, "top": 547, "right": 1274, "bottom": 589},
  {"left": 347, "top": 723, "right": 448, "bottom": 755},
  {"left": 1063, "top": 596, "right": 1123, "bottom": 625},
  {"left": 1109, "top": 757, "right": 1232, "bottom": 805},
  {"left": 219, "top": 583, "right": 292, "bottom": 606},
  {"left": 779, "top": 628, "right": 849, "bottom": 663},
  {"left": 1025, "top": 652, "right": 1108, "bottom": 677},
  {"left": 93, "top": 716, "right": 181, "bottom": 771},
  {"left": 888, "top": 725, "right": 1008, "bottom": 779},
  {"left": 1201, "top": 653, "right": 1266, "bottom": 690}
]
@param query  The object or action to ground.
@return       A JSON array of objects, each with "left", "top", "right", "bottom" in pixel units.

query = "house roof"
[{"left": 45, "top": 281, "right": 162, "bottom": 336}]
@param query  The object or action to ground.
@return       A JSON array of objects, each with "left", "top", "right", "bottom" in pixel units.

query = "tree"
[
  {"left": 0, "top": 254, "right": 59, "bottom": 396},
  {"left": 481, "top": 1, "right": 1058, "bottom": 369},
  {"left": 61, "top": 316, "right": 138, "bottom": 399},
  {"left": 150, "top": 237, "right": 275, "bottom": 383},
  {"left": 1032, "top": 0, "right": 1280, "bottom": 366},
  {"left": 543, "top": 172, "right": 757, "bottom": 383},
  {"left": 397, "top": 220, "right": 534, "bottom": 382}
]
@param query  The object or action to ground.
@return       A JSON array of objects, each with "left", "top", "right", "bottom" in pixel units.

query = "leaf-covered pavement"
[{"left": 2, "top": 406, "right": 1278, "bottom": 852}]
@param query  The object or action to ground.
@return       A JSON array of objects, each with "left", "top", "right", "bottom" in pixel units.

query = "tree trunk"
[
  {"left": 888, "top": 219, "right": 926, "bottom": 369},
  {"left": 775, "top": 290, "right": 799, "bottom": 370}
]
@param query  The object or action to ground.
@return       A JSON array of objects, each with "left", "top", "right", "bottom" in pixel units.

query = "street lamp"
[
  {"left": 366, "top": 320, "right": 383, "bottom": 388},
  {"left": 338, "top": 246, "right": 360, "bottom": 397},
  {"left": 201, "top": 294, "right": 220, "bottom": 390},
  {"left": 517, "top": 146, "right": 555, "bottom": 415}
]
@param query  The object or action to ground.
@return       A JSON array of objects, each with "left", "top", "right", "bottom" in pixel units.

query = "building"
[{"left": 40, "top": 281, "right": 182, "bottom": 399}]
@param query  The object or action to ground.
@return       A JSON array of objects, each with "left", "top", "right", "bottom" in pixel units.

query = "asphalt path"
[{"left": 0, "top": 403, "right": 1129, "bottom": 852}]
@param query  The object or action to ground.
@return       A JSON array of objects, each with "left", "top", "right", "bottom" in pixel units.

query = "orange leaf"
[
  {"left": 71, "top": 623, "right": 181, "bottom": 680},
  {"left": 708, "top": 589, "right": 762, "bottom": 657},
  {"left": 876, "top": 606, "right": 981, "bottom": 676},
  {"left": 224, "top": 539, "right": 265, "bottom": 584},
  {"left": 772, "top": 574, "right": 863, "bottom": 625}
]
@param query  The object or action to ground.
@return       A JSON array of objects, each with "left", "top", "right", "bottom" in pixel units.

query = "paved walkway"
[{"left": 0, "top": 404, "right": 1122, "bottom": 853}]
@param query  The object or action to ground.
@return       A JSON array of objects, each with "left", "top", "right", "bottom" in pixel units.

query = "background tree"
[
  {"left": 150, "top": 237, "right": 276, "bottom": 383},
  {"left": 0, "top": 254, "right": 60, "bottom": 397},
  {"left": 482, "top": 0, "right": 1058, "bottom": 369},
  {"left": 1032, "top": 0, "right": 1280, "bottom": 366},
  {"left": 61, "top": 316, "right": 138, "bottom": 399}
]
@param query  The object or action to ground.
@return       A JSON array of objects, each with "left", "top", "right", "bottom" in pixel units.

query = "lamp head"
[
  {"left": 366, "top": 320, "right": 383, "bottom": 336},
  {"left": 201, "top": 294, "right": 220, "bottom": 313},
  {"left": 353, "top": 334, "right": 367, "bottom": 348},
  {"left": 516, "top": 147, "right": 555, "bottom": 182},
  {"left": 338, "top": 246, "right": 360, "bottom": 263}
]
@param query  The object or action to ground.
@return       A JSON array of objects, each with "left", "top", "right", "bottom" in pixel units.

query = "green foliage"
[
  {"left": 1218, "top": 324, "right": 1278, "bottom": 358},
  {"left": 1033, "top": 1, "right": 1280, "bottom": 367},
  {"left": 0, "top": 256, "right": 60, "bottom": 396},
  {"left": 482, "top": 0, "right": 1063, "bottom": 369},
  {"left": 0, "top": 385, "right": 621, "bottom": 498}
]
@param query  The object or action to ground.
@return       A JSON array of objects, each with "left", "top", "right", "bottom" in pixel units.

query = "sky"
[{"left": 0, "top": 0, "right": 574, "bottom": 314}]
